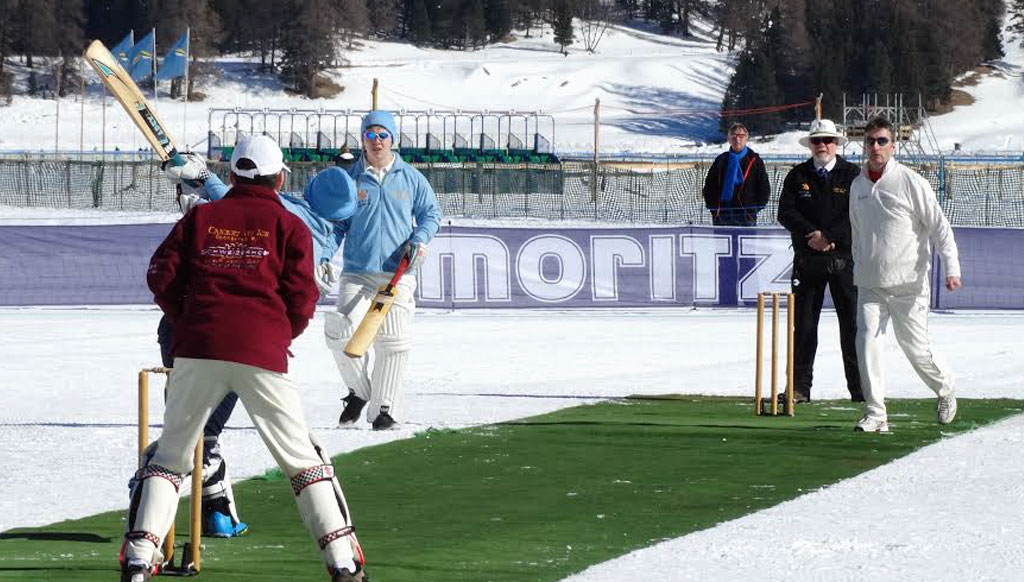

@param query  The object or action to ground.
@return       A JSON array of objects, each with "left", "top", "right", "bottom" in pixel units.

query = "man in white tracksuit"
[{"left": 849, "top": 117, "right": 963, "bottom": 434}]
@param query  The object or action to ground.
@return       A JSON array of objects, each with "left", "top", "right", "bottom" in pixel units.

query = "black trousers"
[
  {"left": 157, "top": 315, "right": 239, "bottom": 441},
  {"left": 790, "top": 254, "right": 862, "bottom": 400}
]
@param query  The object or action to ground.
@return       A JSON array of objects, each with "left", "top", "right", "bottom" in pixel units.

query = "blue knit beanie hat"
[
  {"left": 361, "top": 110, "right": 398, "bottom": 139},
  {"left": 303, "top": 166, "right": 357, "bottom": 221}
]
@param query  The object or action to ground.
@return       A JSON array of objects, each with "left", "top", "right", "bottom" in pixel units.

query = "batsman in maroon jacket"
[{"left": 120, "top": 136, "right": 367, "bottom": 582}]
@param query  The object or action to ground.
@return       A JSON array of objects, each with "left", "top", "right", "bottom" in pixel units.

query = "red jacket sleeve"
[
  {"left": 147, "top": 217, "right": 191, "bottom": 321},
  {"left": 280, "top": 219, "right": 318, "bottom": 339}
]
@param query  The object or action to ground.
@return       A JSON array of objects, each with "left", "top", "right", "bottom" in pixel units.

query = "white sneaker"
[
  {"left": 854, "top": 415, "right": 890, "bottom": 433},
  {"left": 937, "top": 394, "right": 958, "bottom": 425}
]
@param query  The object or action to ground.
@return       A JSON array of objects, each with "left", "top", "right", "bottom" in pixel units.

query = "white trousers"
[
  {"left": 324, "top": 271, "right": 416, "bottom": 422},
  {"left": 856, "top": 282, "right": 955, "bottom": 421},
  {"left": 124, "top": 358, "right": 357, "bottom": 569}
]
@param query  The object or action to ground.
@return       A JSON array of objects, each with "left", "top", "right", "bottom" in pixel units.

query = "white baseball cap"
[{"left": 231, "top": 135, "right": 290, "bottom": 179}]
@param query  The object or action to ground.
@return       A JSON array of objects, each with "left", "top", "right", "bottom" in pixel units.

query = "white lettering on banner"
[
  {"left": 418, "top": 234, "right": 511, "bottom": 302},
  {"left": 681, "top": 234, "right": 731, "bottom": 302},
  {"left": 516, "top": 235, "right": 586, "bottom": 302},
  {"left": 591, "top": 236, "right": 644, "bottom": 301},
  {"left": 737, "top": 235, "right": 792, "bottom": 300},
  {"left": 650, "top": 235, "right": 676, "bottom": 301}
]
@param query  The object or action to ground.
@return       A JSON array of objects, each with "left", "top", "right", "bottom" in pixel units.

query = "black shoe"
[
  {"left": 777, "top": 391, "right": 810, "bottom": 404},
  {"left": 330, "top": 563, "right": 367, "bottom": 581},
  {"left": 338, "top": 392, "right": 367, "bottom": 426},
  {"left": 371, "top": 407, "right": 397, "bottom": 431}
]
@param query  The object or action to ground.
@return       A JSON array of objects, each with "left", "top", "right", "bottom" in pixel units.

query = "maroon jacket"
[{"left": 147, "top": 183, "right": 318, "bottom": 373}]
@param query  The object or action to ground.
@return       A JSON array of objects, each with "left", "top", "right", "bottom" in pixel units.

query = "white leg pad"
[
  {"left": 291, "top": 465, "right": 358, "bottom": 569},
  {"left": 324, "top": 310, "right": 371, "bottom": 401},
  {"left": 123, "top": 464, "right": 184, "bottom": 564},
  {"left": 368, "top": 290, "right": 414, "bottom": 421},
  {"left": 202, "top": 437, "right": 242, "bottom": 523}
]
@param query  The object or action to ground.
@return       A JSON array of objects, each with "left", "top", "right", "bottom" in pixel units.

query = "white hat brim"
[{"left": 799, "top": 134, "right": 849, "bottom": 147}]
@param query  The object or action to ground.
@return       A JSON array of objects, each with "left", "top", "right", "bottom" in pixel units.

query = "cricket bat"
[
  {"left": 344, "top": 254, "right": 412, "bottom": 358},
  {"left": 84, "top": 39, "right": 185, "bottom": 168}
]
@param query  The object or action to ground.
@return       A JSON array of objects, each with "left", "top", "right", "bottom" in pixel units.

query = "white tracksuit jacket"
[
  {"left": 849, "top": 159, "right": 961, "bottom": 421},
  {"left": 849, "top": 158, "right": 960, "bottom": 288}
]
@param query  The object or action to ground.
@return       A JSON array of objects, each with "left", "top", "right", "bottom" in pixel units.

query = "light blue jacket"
[
  {"left": 338, "top": 155, "right": 443, "bottom": 273},
  {"left": 203, "top": 173, "right": 340, "bottom": 266}
]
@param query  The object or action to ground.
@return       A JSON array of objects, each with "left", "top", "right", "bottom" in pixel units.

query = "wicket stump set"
[
  {"left": 754, "top": 292, "right": 795, "bottom": 416},
  {"left": 138, "top": 367, "right": 202, "bottom": 575}
]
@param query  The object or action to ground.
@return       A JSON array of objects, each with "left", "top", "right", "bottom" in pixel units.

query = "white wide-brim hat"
[{"left": 798, "top": 118, "right": 849, "bottom": 147}]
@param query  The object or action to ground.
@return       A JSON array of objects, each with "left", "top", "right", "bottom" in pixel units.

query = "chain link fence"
[{"left": 2, "top": 158, "right": 1022, "bottom": 227}]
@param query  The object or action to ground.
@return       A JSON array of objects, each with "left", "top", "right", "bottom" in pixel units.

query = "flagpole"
[
  {"left": 80, "top": 58, "right": 85, "bottom": 160},
  {"left": 183, "top": 27, "right": 190, "bottom": 150},
  {"left": 151, "top": 28, "right": 158, "bottom": 104}
]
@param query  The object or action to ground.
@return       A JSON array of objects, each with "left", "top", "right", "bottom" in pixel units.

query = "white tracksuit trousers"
[
  {"left": 856, "top": 282, "right": 955, "bottom": 421},
  {"left": 324, "top": 272, "right": 416, "bottom": 423}
]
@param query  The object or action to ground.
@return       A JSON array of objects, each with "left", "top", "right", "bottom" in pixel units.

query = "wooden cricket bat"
[
  {"left": 344, "top": 254, "right": 412, "bottom": 358},
  {"left": 84, "top": 39, "right": 185, "bottom": 167}
]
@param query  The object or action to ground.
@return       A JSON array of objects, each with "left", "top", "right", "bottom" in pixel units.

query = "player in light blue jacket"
[{"left": 325, "top": 110, "right": 443, "bottom": 431}]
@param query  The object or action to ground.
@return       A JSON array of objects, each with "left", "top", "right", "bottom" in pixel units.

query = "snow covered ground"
[
  {"left": 2, "top": 306, "right": 1023, "bottom": 581},
  {"left": 0, "top": 19, "right": 1021, "bottom": 157},
  {"left": 2, "top": 12, "right": 1024, "bottom": 582}
]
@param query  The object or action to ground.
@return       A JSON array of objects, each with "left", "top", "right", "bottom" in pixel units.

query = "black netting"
[{"left": 2, "top": 158, "right": 1022, "bottom": 227}]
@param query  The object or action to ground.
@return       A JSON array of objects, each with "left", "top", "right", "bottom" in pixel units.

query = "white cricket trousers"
[
  {"left": 124, "top": 357, "right": 357, "bottom": 569},
  {"left": 324, "top": 271, "right": 417, "bottom": 422},
  {"left": 856, "top": 282, "right": 955, "bottom": 421}
]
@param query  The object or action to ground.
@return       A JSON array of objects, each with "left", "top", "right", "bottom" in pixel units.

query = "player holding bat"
[{"left": 325, "top": 110, "right": 442, "bottom": 431}]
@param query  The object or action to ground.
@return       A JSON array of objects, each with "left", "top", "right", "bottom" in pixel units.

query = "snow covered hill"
[{"left": 0, "top": 19, "right": 1021, "bottom": 157}]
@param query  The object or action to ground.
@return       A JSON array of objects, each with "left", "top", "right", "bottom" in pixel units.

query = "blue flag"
[
  {"left": 127, "top": 31, "right": 155, "bottom": 81},
  {"left": 156, "top": 31, "right": 189, "bottom": 81},
  {"left": 111, "top": 32, "right": 133, "bottom": 69}
]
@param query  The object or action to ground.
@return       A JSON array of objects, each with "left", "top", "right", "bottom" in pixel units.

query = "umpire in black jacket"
[{"left": 777, "top": 119, "right": 863, "bottom": 403}]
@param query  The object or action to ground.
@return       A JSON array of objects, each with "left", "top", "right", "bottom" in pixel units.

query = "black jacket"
[
  {"left": 777, "top": 156, "right": 859, "bottom": 258},
  {"left": 702, "top": 148, "right": 771, "bottom": 221}
]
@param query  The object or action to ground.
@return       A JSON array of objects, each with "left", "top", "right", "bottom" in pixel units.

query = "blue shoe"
[{"left": 205, "top": 511, "right": 249, "bottom": 538}]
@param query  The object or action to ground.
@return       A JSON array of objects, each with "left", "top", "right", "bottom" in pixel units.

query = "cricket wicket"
[
  {"left": 138, "top": 367, "right": 202, "bottom": 574},
  {"left": 754, "top": 292, "right": 795, "bottom": 416}
]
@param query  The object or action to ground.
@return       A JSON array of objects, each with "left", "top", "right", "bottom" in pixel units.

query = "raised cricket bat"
[
  {"left": 344, "top": 254, "right": 412, "bottom": 358},
  {"left": 84, "top": 39, "right": 185, "bottom": 168}
]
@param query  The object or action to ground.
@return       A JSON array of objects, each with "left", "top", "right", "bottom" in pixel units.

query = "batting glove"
[
  {"left": 315, "top": 261, "right": 340, "bottom": 295},
  {"left": 404, "top": 241, "right": 428, "bottom": 270},
  {"left": 163, "top": 152, "right": 210, "bottom": 187}
]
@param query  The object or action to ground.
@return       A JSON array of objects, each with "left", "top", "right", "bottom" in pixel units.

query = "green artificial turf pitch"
[{"left": 2, "top": 396, "right": 1020, "bottom": 581}]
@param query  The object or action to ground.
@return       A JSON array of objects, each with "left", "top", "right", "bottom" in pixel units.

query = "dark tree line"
[
  {"left": 722, "top": 0, "right": 1010, "bottom": 134},
  {"left": 1, "top": 0, "right": 1021, "bottom": 122}
]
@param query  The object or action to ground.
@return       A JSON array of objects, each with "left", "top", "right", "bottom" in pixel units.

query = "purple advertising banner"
[{"left": 0, "top": 223, "right": 1021, "bottom": 309}]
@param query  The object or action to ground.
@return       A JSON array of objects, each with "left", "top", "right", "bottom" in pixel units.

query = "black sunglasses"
[
  {"left": 810, "top": 137, "right": 835, "bottom": 145},
  {"left": 864, "top": 137, "right": 891, "bottom": 147}
]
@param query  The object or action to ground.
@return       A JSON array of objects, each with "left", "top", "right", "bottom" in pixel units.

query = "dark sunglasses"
[
  {"left": 810, "top": 137, "right": 835, "bottom": 145},
  {"left": 364, "top": 130, "right": 391, "bottom": 141},
  {"left": 864, "top": 136, "right": 891, "bottom": 147}
]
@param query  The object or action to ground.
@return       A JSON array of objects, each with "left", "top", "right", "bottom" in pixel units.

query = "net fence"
[{"left": 1, "top": 158, "right": 1022, "bottom": 227}]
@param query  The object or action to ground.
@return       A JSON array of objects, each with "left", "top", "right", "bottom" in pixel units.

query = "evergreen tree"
[
  {"left": 337, "top": 0, "right": 369, "bottom": 48},
  {"left": 552, "top": 0, "right": 574, "bottom": 53},
  {"left": 484, "top": 0, "right": 513, "bottom": 43},
  {"left": 0, "top": 0, "right": 20, "bottom": 75},
  {"left": 721, "top": 43, "right": 783, "bottom": 134},
  {"left": 408, "top": 0, "right": 431, "bottom": 45},
  {"left": 279, "top": 0, "right": 337, "bottom": 97},
  {"left": 1012, "top": 0, "right": 1024, "bottom": 43},
  {"left": 465, "top": 0, "right": 487, "bottom": 48}
]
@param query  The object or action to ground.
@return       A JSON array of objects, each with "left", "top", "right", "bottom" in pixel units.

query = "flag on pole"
[
  {"left": 127, "top": 31, "right": 155, "bottom": 81},
  {"left": 156, "top": 31, "right": 189, "bottom": 80},
  {"left": 111, "top": 32, "right": 134, "bottom": 69}
]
